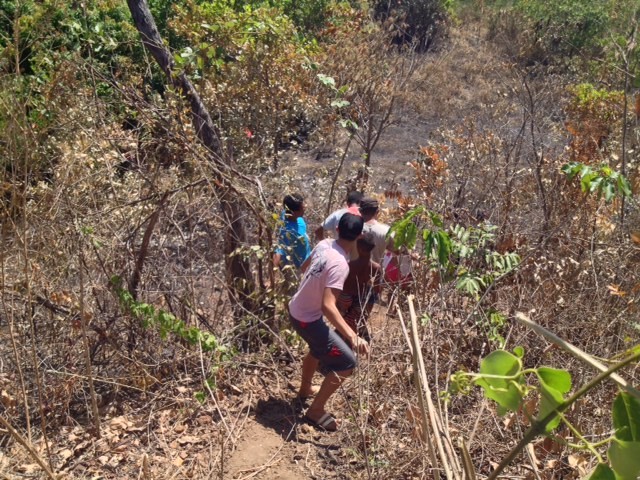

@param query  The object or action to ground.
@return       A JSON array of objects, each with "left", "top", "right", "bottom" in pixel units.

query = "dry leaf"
[
  {"left": 172, "top": 457, "right": 184, "bottom": 467},
  {"left": 568, "top": 454, "right": 588, "bottom": 475},
  {"left": 1, "top": 390, "right": 17, "bottom": 408},
  {"left": 58, "top": 449, "right": 74, "bottom": 461},
  {"left": 607, "top": 284, "right": 626, "bottom": 297},
  {"left": 196, "top": 415, "right": 212, "bottom": 425},
  {"left": 177, "top": 435, "right": 202, "bottom": 445},
  {"left": 526, "top": 443, "right": 540, "bottom": 467},
  {"left": 631, "top": 231, "right": 640, "bottom": 244},
  {"left": 502, "top": 412, "right": 516, "bottom": 429},
  {"left": 19, "top": 464, "right": 39, "bottom": 474},
  {"left": 546, "top": 459, "right": 559, "bottom": 469},
  {"left": 109, "top": 416, "right": 131, "bottom": 430},
  {"left": 405, "top": 404, "right": 424, "bottom": 440},
  {"left": 114, "top": 443, "right": 129, "bottom": 453}
]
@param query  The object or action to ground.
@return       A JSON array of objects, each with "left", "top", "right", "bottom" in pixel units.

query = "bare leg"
[
  {"left": 298, "top": 352, "right": 319, "bottom": 397},
  {"left": 306, "top": 368, "right": 353, "bottom": 430}
]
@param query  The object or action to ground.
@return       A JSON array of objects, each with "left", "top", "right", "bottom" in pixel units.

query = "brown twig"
[
  {"left": 78, "top": 244, "right": 101, "bottom": 437},
  {"left": 0, "top": 415, "right": 57, "bottom": 480},
  {"left": 128, "top": 191, "right": 169, "bottom": 300}
]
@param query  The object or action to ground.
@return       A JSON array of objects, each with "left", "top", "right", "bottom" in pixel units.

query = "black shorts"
[{"left": 289, "top": 315, "right": 357, "bottom": 374}]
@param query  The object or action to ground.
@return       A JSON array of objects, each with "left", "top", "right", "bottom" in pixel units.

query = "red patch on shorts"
[{"left": 328, "top": 346, "right": 342, "bottom": 357}]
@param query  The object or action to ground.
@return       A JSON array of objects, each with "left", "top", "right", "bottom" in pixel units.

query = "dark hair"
[
  {"left": 357, "top": 232, "right": 376, "bottom": 252},
  {"left": 359, "top": 197, "right": 379, "bottom": 217},
  {"left": 346, "top": 191, "right": 364, "bottom": 207},
  {"left": 283, "top": 194, "right": 304, "bottom": 216},
  {"left": 337, "top": 213, "right": 364, "bottom": 241}
]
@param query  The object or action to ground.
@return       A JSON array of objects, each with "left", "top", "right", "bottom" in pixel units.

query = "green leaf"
[
  {"left": 330, "top": 99, "right": 350, "bottom": 108},
  {"left": 613, "top": 392, "right": 640, "bottom": 442},
  {"left": 538, "top": 367, "right": 572, "bottom": 393},
  {"left": 317, "top": 73, "right": 336, "bottom": 88},
  {"left": 536, "top": 367, "right": 571, "bottom": 431},
  {"left": 513, "top": 346, "right": 525, "bottom": 358},
  {"left": 436, "top": 230, "right": 452, "bottom": 266},
  {"left": 587, "top": 463, "right": 616, "bottom": 480},
  {"left": 475, "top": 350, "right": 523, "bottom": 413},
  {"left": 602, "top": 181, "right": 615, "bottom": 202},
  {"left": 608, "top": 439, "right": 640, "bottom": 480},
  {"left": 338, "top": 119, "right": 358, "bottom": 130},
  {"left": 406, "top": 223, "right": 418, "bottom": 249},
  {"left": 561, "top": 162, "right": 584, "bottom": 180},
  {"left": 618, "top": 175, "right": 632, "bottom": 197},
  {"left": 456, "top": 275, "right": 480, "bottom": 296},
  {"left": 430, "top": 212, "right": 444, "bottom": 228},
  {"left": 581, "top": 171, "right": 598, "bottom": 192},
  {"left": 423, "top": 230, "right": 434, "bottom": 258}
]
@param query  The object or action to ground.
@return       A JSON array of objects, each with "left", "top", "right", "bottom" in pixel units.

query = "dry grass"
[{"left": 2, "top": 10, "right": 640, "bottom": 480}]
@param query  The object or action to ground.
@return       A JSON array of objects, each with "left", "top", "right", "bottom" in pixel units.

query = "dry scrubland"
[{"left": 2, "top": 5, "right": 640, "bottom": 480}]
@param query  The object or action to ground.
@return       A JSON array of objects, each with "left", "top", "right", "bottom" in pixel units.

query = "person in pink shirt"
[{"left": 289, "top": 213, "right": 369, "bottom": 431}]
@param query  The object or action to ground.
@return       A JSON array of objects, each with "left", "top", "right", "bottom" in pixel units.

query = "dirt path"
[
  {"left": 225, "top": 304, "right": 393, "bottom": 480},
  {"left": 225, "top": 420, "right": 302, "bottom": 479}
]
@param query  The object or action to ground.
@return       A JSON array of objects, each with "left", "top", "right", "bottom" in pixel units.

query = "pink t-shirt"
[{"left": 289, "top": 239, "right": 350, "bottom": 323}]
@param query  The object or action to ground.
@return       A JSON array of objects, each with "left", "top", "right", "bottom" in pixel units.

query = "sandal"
[{"left": 304, "top": 412, "right": 339, "bottom": 432}]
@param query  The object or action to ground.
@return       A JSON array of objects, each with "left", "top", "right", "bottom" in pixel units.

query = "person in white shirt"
[
  {"left": 314, "top": 191, "right": 363, "bottom": 242},
  {"left": 358, "top": 197, "right": 392, "bottom": 265}
]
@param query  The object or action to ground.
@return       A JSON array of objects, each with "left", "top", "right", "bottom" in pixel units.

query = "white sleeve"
[{"left": 322, "top": 211, "right": 339, "bottom": 231}]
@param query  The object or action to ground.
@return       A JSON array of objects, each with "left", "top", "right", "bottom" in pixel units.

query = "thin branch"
[
  {"left": 0, "top": 416, "right": 57, "bottom": 480},
  {"left": 514, "top": 312, "right": 640, "bottom": 399}
]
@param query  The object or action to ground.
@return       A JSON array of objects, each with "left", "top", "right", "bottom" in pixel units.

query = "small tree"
[{"left": 321, "top": 12, "right": 418, "bottom": 190}]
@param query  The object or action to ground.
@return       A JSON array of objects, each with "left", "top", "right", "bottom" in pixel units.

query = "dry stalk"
[
  {"left": 325, "top": 135, "right": 353, "bottom": 216},
  {"left": 1, "top": 240, "right": 31, "bottom": 443},
  {"left": 514, "top": 312, "right": 640, "bottom": 398},
  {"left": 458, "top": 438, "right": 476, "bottom": 480},
  {"left": 78, "top": 246, "right": 101, "bottom": 437},
  {"left": 406, "top": 295, "right": 461, "bottom": 480},
  {"left": 401, "top": 304, "right": 436, "bottom": 467},
  {"left": 395, "top": 305, "right": 413, "bottom": 357},
  {"left": 0, "top": 415, "right": 57, "bottom": 480},
  {"left": 22, "top": 180, "right": 53, "bottom": 468},
  {"left": 197, "top": 340, "right": 233, "bottom": 443}
]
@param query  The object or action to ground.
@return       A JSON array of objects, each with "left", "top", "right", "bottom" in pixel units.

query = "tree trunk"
[{"left": 126, "top": 0, "right": 254, "bottom": 314}]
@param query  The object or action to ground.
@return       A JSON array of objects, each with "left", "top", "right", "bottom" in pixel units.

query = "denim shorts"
[{"left": 289, "top": 315, "right": 357, "bottom": 374}]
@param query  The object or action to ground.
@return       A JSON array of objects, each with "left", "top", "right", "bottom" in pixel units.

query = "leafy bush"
[
  {"left": 170, "top": 1, "right": 321, "bottom": 170},
  {"left": 486, "top": 0, "right": 640, "bottom": 69},
  {"left": 371, "top": 0, "right": 449, "bottom": 51}
]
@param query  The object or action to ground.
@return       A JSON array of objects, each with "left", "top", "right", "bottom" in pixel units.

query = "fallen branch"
[{"left": 0, "top": 416, "right": 57, "bottom": 480}]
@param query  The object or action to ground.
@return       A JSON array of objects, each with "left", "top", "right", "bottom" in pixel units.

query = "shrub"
[{"left": 371, "top": 0, "right": 449, "bottom": 52}]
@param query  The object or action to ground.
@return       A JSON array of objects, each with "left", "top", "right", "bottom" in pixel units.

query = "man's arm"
[
  {"left": 322, "top": 287, "right": 369, "bottom": 355},
  {"left": 316, "top": 211, "right": 339, "bottom": 242}
]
